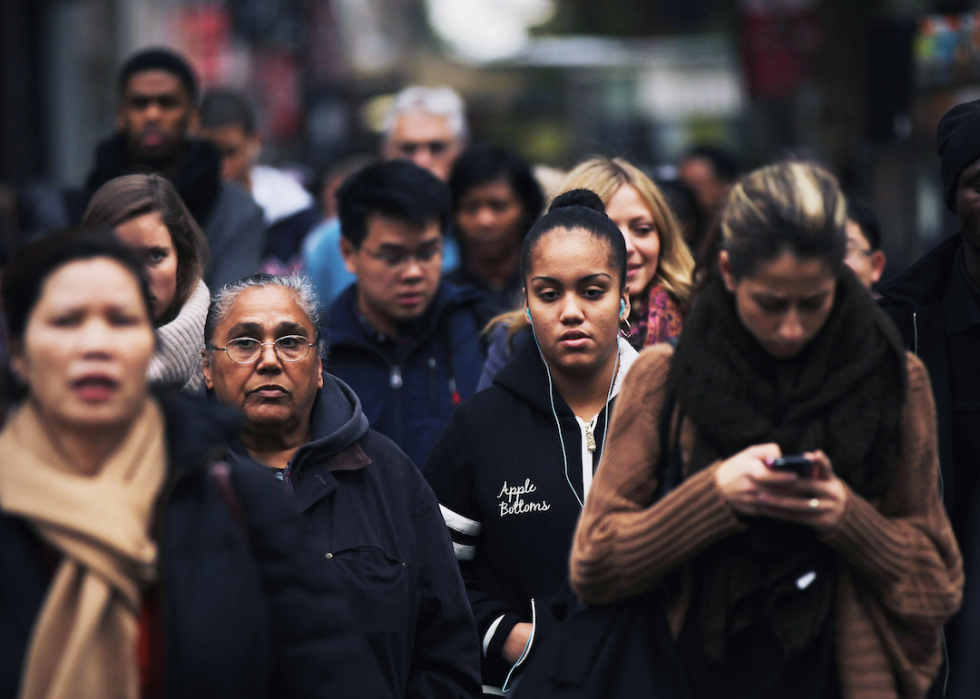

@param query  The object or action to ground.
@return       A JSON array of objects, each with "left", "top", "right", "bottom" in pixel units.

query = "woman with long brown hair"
[
  {"left": 83, "top": 174, "right": 210, "bottom": 390},
  {"left": 571, "top": 162, "right": 962, "bottom": 699}
]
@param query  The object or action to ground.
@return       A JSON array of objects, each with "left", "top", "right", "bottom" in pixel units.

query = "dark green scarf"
[{"left": 670, "top": 271, "right": 907, "bottom": 660}]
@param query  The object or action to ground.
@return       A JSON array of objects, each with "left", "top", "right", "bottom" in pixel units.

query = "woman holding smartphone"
[{"left": 571, "top": 162, "right": 962, "bottom": 699}]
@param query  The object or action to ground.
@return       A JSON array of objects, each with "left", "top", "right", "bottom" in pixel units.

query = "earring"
[{"left": 620, "top": 318, "right": 632, "bottom": 339}]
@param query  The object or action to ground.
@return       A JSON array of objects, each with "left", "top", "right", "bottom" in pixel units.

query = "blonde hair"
[
  {"left": 558, "top": 158, "right": 694, "bottom": 308},
  {"left": 492, "top": 157, "right": 696, "bottom": 346},
  {"left": 720, "top": 162, "right": 847, "bottom": 280}
]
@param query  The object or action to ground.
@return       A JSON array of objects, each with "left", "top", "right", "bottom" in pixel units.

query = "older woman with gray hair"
[{"left": 201, "top": 273, "right": 481, "bottom": 699}]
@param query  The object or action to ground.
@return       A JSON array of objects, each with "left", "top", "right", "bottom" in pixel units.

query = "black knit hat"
[
  {"left": 117, "top": 47, "right": 198, "bottom": 103},
  {"left": 938, "top": 99, "right": 980, "bottom": 211}
]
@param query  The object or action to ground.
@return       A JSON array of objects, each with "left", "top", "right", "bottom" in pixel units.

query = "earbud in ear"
[
  {"left": 525, "top": 308, "right": 532, "bottom": 323},
  {"left": 620, "top": 299, "right": 626, "bottom": 317}
]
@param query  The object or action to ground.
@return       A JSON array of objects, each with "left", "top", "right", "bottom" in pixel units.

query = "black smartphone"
[{"left": 767, "top": 455, "right": 815, "bottom": 477}]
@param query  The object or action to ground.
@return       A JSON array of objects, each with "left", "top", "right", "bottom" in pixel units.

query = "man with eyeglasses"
[
  {"left": 303, "top": 86, "right": 467, "bottom": 307},
  {"left": 323, "top": 160, "right": 488, "bottom": 468},
  {"left": 843, "top": 199, "right": 886, "bottom": 292}
]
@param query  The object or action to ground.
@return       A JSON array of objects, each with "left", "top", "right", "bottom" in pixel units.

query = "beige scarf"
[{"left": 0, "top": 398, "right": 167, "bottom": 699}]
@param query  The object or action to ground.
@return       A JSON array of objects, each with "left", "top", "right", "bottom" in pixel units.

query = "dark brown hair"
[{"left": 83, "top": 174, "right": 209, "bottom": 325}]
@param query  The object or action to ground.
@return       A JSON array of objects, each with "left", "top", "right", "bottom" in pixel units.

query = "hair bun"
[{"left": 549, "top": 189, "right": 606, "bottom": 215}]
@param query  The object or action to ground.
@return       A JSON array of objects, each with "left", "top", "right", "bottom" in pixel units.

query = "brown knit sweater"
[{"left": 571, "top": 344, "right": 963, "bottom": 699}]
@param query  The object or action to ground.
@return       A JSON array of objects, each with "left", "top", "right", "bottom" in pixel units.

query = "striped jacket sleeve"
[{"left": 423, "top": 407, "right": 523, "bottom": 663}]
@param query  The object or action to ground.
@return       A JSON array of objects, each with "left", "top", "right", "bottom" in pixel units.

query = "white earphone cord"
[{"left": 529, "top": 320, "right": 619, "bottom": 509}]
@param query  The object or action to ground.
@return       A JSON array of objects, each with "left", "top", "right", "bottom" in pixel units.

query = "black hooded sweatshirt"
[
  {"left": 423, "top": 335, "right": 636, "bottom": 692},
  {"left": 223, "top": 372, "right": 481, "bottom": 699}
]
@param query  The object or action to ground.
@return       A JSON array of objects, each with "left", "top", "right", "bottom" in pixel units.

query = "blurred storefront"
[{"left": 2, "top": 0, "right": 979, "bottom": 271}]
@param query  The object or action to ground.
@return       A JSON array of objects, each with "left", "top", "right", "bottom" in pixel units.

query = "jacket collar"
[
  {"left": 326, "top": 280, "right": 482, "bottom": 348},
  {"left": 878, "top": 233, "right": 963, "bottom": 311},
  {"left": 289, "top": 372, "right": 370, "bottom": 475},
  {"left": 493, "top": 333, "right": 637, "bottom": 417},
  {"left": 282, "top": 374, "right": 372, "bottom": 513},
  {"left": 941, "top": 245, "right": 980, "bottom": 334},
  {"left": 84, "top": 132, "right": 222, "bottom": 227}
]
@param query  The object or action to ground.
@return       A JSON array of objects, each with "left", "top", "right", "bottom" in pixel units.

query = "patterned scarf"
[{"left": 632, "top": 284, "right": 684, "bottom": 349}]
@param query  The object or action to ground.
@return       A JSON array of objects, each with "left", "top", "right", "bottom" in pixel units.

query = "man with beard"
[{"left": 66, "top": 48, "right": 264, "bottom": 291}]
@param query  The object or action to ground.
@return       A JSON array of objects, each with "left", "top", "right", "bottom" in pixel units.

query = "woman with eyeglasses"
[
  {"left": 0, "top": 232, "right": 369, "bottom": 699},
  {"left": 203, "top": 273, "right": 481, "bottom": 699}
]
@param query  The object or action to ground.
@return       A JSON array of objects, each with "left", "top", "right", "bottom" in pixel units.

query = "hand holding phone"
[{"left": 766, "top": 455, "right": 816, "bottom": 477}]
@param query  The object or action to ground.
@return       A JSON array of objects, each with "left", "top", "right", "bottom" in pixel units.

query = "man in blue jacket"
[{"left": 325, "top": 160, "right": 487, "bottom": 467}]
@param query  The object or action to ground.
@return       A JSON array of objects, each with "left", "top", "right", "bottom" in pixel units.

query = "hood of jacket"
[
  {"left": 289, "top": 372, "right": 370, "bottom": 475},
  {"left": 493, "top": 333, "right": 637, "bottom": 418},
  {"left": 84, "top": 132, "right": 222, "bottom": 227},
  {"left": 878, "top": 233, "right": 963, "bottom": 312},
  {"left": 326, "top": 280, "right": 484, "bottom": 348},
  {"left": 200, "top": 371, "right": 368, "bottom": 475}
]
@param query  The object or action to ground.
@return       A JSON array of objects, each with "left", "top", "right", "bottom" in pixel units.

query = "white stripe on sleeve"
[
  {"left": 483, "top": 615, "right": 506, "bottom": 658},
  {"left": 453, "top": 541, "right": 476, "bottom": 561},
  {"left": 440, "top": 503, "right": 482, "bottom": 536}
]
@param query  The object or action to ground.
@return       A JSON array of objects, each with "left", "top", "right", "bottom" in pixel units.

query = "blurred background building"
[{"left": 3, "top": 0, "right": 980, "bottom": 274}]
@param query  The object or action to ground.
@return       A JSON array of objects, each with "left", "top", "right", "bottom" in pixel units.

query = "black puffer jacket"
[{"left": 0, "top": 392, "right": 371, "bottom": 699}]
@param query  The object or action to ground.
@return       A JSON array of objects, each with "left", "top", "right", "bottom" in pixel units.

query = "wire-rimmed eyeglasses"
[{"left": 208, "top": 335, "right": 317, "bottom": 365}]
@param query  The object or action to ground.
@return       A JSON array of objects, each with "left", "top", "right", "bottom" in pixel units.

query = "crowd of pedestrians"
[{"left": 0, "top": 44, "right": 976, "bottom": 699}]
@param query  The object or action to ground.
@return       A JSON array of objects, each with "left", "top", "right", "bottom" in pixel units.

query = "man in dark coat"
[
  {"left": 324, "top": 161, "right": 488, "bottom": 467},
  {"left": 65, "top": 48, "right": 265, "bottom": 290},
  {"left": 878, "top": 98, "right": 980, "bottom": 698}
]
